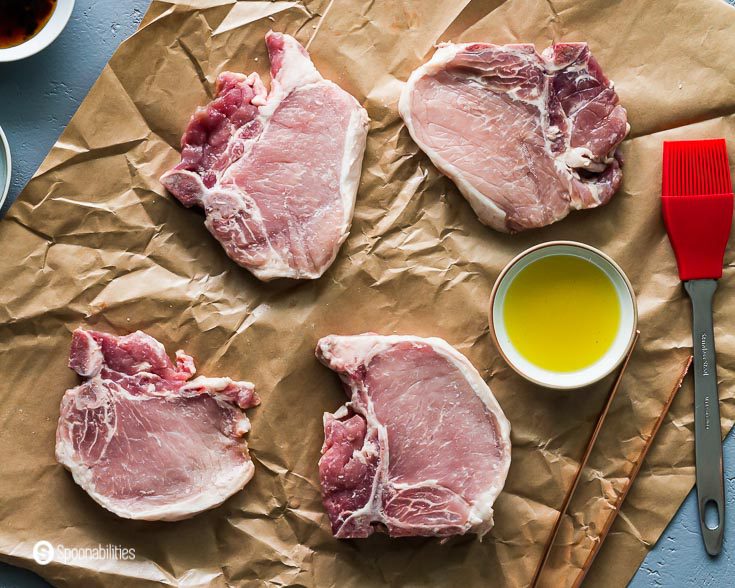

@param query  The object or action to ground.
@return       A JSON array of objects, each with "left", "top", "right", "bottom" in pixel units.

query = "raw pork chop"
[
  {"left": 56, "top": 329, "right": 259, "bottom": 521},
  {"left": 161, "top": 32, "right": 369, "bottom": 280},
  {"left": 316, "top": 334, "right": 511, "bottom": 538},
  {"left": 399, "top": 42, "right": 629, "bottom": 232}
]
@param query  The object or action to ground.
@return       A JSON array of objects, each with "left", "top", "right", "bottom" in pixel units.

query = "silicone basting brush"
[{"left": 662, "top": 138, "right": 733, "bottom": 556}]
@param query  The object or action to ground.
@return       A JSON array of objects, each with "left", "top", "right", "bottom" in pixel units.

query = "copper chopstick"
[
  {"left": 570, "top": 354, "right": 692, "bottom": 587},
  {"left": 530, "top": 330, "right": 640, "bottom": 588}
]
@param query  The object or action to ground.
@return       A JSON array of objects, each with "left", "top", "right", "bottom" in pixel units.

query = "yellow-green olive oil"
[{"left": 503, "top": 255, "right": 620, "bottom": 372}]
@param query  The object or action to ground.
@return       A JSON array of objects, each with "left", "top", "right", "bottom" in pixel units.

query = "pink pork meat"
[
  {"left": 161, "top": 32, "right": 369, "bottom": 280},
  {"left": 56, "top": 328, "right": 259, "bottom": 521},
  {"left": 316, "top": 334, "right": 512, "bottom": 538},
  {"left": 399, "top": 42, "right": 628, "bottom": 232}
]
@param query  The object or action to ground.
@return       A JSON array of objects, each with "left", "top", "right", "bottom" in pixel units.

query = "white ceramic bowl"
[
  {"left": 489, "top": 241, "right": 638, "bottom": 390},
  {"left": 0, "top": 0, "right": 75, "bottom": 62},
  {"left": 0, "top": 125, "right": 10, "bottom": 209}
]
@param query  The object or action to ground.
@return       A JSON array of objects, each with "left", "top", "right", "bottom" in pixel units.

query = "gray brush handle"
[{"left": 684, "top": 279, "right": 725, "bottom": 556}]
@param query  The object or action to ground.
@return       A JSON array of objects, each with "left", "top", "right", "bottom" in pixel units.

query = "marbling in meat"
[
  {"left": 316, "top": 334, "right": 512, "bottom": 538},
  {"left": 161, "top": 32, "right": 369, "bottom": 280},
  {"left": 399, "top": 42, "right": 628, "bottom": 232},
  {"left": 56, "top": 329, "right": 259, "bottom": 521}
]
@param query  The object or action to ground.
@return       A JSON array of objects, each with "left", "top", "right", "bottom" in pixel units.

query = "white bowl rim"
[
  {"left": 0, "top": 125, "right": 10, "bottom": 210},
  {"left": 0, "top": 0, "right": 75, "bottom": 62},
  {"left": 489, "top": 241, "right": 638, "bottom": 390}
]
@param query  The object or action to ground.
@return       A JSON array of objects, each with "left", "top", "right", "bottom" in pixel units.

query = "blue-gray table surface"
[{"left": 0, "top": 1, "right": 733, "bottom": 586}]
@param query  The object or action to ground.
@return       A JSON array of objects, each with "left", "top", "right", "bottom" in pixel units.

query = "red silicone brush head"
[{"left": 662, "top": 139, "right": 733, "bottom": 281}]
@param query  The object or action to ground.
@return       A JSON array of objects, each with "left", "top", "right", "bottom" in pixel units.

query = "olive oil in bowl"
[
  {"left": 490, "top": 242, "right": 637, "bottom": 389},
  {"left": 503, "top": 255, "right": 620, "bottom": 372}
]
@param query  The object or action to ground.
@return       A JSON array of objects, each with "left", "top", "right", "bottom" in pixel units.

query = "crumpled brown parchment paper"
[{"left": 0, "top": 0, "right": 734, "bottom": 586}]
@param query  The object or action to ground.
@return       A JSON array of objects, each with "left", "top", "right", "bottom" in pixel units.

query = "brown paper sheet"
[{"left": 0, "top": 0, "right": 734, "bottom": 586}]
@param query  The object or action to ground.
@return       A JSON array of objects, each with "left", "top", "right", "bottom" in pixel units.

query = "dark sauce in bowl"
[{"left": 0, "top": 0, "right": 57, "bottom": 49}]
